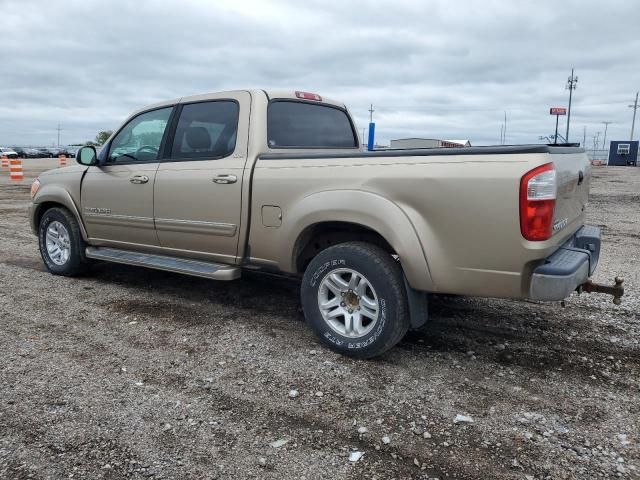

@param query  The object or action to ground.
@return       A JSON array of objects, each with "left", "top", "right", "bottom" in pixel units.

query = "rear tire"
[
  {"left": 38, "top": 207, "right": 89, "bottom": 276},
  {"left": 301, "top": 242, "right": 410, "bottom": 359}
]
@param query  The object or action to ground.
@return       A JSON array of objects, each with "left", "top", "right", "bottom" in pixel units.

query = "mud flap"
[{"left": 403, "top": 275, "right": 429, "bottom": 329}]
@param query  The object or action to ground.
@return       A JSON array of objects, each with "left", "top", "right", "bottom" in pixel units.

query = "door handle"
[
  {"left": 212, "top": 174, "right": 237, "bottom": 184},
  {"left": 130, "top": 175, "right": 149, "bottom": 184}
]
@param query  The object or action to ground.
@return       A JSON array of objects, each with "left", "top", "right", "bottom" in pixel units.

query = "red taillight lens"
[
  {"left": 520, "top": 163, "right": 557, "bottom": 241},
  {"left": 295, "top": 91, "right": 322, "bottom": 101}
]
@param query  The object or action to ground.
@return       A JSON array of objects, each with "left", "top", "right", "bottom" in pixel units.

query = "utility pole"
[
  {"left": 565, "top": 68, "right": 578, "bottom": 142},
  {"left": 583, "top": 126, "right": 587, "bottom": 147},
  {"left": 630, "top": 91, "right": 639, "bottom": 141},
  {"left": 601, "top": 121, "right": 612, "bottom": 150},
  {"left": 593, "top": 132, "right": 601, "bottom": 161},
  {"left": 499, "top": 125, "right": 504, "bottom": 145},
  {"left": 56, "top": 123, "right": 63, "bottom": 147},
  {"left": 503, "top": 111, "right": 507, "bottom": 145}
]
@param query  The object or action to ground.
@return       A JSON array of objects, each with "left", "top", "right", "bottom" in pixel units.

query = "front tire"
[
  {"left": 38, "top": 207, "right": 89, "bottom": 276},
  {"left": 301, "top": 242, "right": 410, "bottom": 359}
]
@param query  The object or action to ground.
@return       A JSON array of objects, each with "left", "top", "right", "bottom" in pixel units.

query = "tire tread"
[
  {"left": 38, "top": 207, "right": 89, "bottom": 276},
  {"left": 302, "top": 241, "right": 410, "bottom": 359}
]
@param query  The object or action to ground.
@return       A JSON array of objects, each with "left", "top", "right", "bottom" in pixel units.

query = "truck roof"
[{"left": 131, "top": 89, "right": 346, "bottom": 117}]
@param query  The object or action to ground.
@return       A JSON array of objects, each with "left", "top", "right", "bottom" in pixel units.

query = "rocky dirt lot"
[{"left": 0, "top": 160, "right": 638, "bottom": 480}]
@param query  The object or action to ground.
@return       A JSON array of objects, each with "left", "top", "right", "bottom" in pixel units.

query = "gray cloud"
[{"left": 1, "top": 0, "right": 638, "bottom": 147}]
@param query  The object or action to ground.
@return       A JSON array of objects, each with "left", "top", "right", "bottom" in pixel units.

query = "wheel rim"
[
  {"left": 45, "top": 221, "right": 71, "bottom": 266},
  {"left": 317, "top": 268, "right": 379, "bottom": 339}
]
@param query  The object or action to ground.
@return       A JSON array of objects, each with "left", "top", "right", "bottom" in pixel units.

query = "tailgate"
[{"left": 550, "top": 148, "right": 590, "bottom": 237}]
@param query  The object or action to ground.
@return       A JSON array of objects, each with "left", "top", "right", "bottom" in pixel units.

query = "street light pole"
[{"left": 565, "top": 68, "right": 578, "bottom": 143}]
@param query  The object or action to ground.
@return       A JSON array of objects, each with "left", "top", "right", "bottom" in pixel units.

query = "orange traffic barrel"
[
  {"left": 1, "top": 155, "right": 8, "bottom": 168},
  {"left": 58, "top": 154, "right": 67, "bottom": 167},
  {"left": 10, "top": 158, "right": 24, "bottom": 182}
]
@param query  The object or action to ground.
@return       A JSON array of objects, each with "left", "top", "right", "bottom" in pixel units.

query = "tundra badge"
[{"left": 553, "top": 217, "right": 569, "bottom": 232}]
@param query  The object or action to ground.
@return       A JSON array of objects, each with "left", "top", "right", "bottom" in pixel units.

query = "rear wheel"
[
  {"left": 301, "top": 242, "right": 410, "bottom": 359},
  {"left": 38, "top": 207, "right": 89, "bottom": 276}
]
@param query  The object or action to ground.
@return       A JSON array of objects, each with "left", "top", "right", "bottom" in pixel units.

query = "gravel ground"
[{"left": 1, "top": 160, "right": 638, "bottom": 480}]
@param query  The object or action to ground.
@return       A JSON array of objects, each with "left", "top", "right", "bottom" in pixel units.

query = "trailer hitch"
[{"left": 578, "top": 277, "right": 624, "bottom": 305}]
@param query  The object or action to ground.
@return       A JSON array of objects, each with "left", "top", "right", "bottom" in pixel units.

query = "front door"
[
  {"left": 154, "top": 92, "right": 250, "bottom": 264},
  {"left": 81, "top": 106, "right": 174, "bottom": 247}
]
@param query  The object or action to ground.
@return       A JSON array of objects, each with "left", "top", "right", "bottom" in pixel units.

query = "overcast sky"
[{"left": 2, "top": 0, "right": 639, "bottom": 147}]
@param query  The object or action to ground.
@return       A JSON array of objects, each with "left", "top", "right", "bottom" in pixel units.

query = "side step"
[{"left": 85, "top": 247, "right": 241, "bottom": 281}]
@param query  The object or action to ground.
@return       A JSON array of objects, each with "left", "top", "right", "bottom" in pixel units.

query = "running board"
[{"left": 85, "top": 247, "right": 241, "bottom": 281}]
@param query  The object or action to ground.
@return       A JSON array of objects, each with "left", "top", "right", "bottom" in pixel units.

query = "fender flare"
[
  {"left": 31, "top": 185, "right": 88, "bottom": 240},
  {"left": 284, "top": 189, "right": 434, "bottom": 291}
]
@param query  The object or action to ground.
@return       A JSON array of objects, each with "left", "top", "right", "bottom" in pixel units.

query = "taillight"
[{"left": 520, "top": 163, "right": 557, "bottom": 241}]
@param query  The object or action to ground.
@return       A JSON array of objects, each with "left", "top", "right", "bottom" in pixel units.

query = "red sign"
[{"left": 550, "top": 107, "right": 567, "bottom": 115}]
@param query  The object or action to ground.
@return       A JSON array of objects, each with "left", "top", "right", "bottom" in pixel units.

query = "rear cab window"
[{"left": 267, "top": 101, "right": 358, "bottom": 149}]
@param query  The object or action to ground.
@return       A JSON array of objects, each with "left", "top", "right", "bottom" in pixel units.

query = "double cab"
[{"left": 29, "top": 89, "right": 615, "bottom": 358}]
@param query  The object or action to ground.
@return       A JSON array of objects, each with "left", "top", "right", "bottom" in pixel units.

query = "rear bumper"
[{"left": 529, "top": 225, "right": 601, "bottom": 301}]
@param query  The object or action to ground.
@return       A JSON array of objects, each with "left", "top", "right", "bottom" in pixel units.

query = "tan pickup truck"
[{"left": 29, "top": 89, "right": 622, "bottom": 358}]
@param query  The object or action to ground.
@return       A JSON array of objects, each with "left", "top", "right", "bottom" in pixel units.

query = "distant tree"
[{"left": 95, "top": 130, "right": 113, "bottom": 145}]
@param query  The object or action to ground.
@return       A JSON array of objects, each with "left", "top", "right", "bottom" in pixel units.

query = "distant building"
[
  {"left": 445, "top": 139, "right": 472, "bottom": 147},
  {"left": 608, "top": 141, "right": 638, "bottom": 166},
  {"left": 389, "top": 138, "right": 471, "bottom": 149}
]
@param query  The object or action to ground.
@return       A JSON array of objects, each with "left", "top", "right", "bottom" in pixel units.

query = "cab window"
[
  {"left": 169, "top": 101, "right": 239, "bottom": 161},
  {"left": 267, "top": 101, "right": 358, "bottom": 148},
  {"left": 108, "top": 107, "right": 173, "bottom": 163}
]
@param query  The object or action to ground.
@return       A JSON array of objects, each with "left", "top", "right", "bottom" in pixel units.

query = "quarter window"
[
  {"left": 267, "top": 101, "right": 358, "bottom": 148},
  {"left": 170, "top": 101, "right": 239, "bottom": 160},
  {"left": 108, "top": 107, "right": 173, "bottom": 163}
]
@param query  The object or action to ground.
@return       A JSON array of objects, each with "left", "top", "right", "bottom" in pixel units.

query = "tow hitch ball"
[{"left": 578, "top": 277, "right": 624, "bottom": 305}]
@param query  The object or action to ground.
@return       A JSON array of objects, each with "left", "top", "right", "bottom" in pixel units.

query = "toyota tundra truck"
[{"left": 28, "top": 89, "right": 623, "bottom": 358}]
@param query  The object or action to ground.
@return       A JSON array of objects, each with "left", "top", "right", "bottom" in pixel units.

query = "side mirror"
[{"left": 77, "top": 146, "right": 97, "bottom": 166}]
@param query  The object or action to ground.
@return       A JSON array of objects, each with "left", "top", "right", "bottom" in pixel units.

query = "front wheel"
[
  {"left": 38, "top": 207, "right": 89, "bottom": 276},
  {"left": 301, "top": 242, "right": 410, "bottom": 359}
]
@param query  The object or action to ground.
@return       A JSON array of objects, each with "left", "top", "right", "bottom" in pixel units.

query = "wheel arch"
[
  {"left": 293, "top": 221, "right": 393, "bottom": 273},
  {"left": 284, "top": 190, "right": 434, "bottom": 292},
  {"left": 31, "top": 186, "right": 88, "bottom": 241}
]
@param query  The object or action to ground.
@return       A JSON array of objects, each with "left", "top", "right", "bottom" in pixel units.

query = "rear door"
[
  {"left": 81, "top": 106, "right": 174, "bottom": 246},
  {"left": 153, "top": 92, "right": 250, "bottom": 264}
]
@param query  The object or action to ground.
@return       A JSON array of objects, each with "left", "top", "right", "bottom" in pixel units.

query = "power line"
[{"left": 592, "top": 131, "right": 601, "bottom": 159}]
